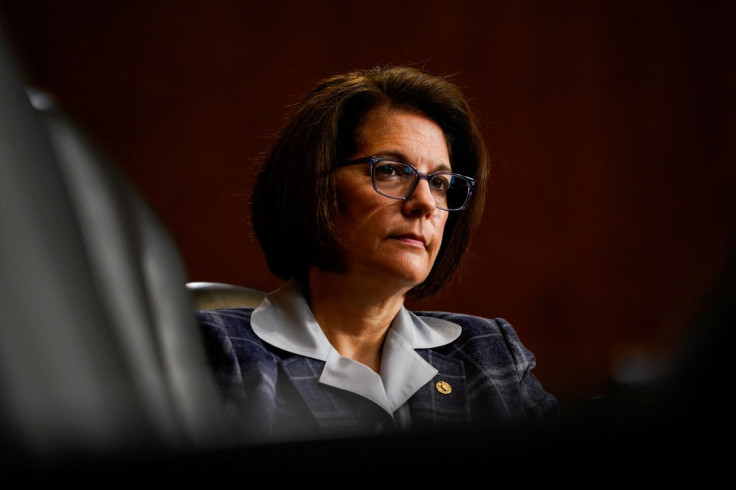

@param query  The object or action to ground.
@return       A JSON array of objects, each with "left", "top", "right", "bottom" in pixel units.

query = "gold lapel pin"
[{"left": 435, "top": 380, "right": 452, "bottom": 394}]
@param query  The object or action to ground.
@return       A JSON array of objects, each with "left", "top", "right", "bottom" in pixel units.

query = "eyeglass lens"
[{"left": 372, "top": 161, "right": 471, "bottom": 211}]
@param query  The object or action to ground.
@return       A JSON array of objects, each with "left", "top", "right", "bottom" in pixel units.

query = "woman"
[{"left": 198, "top": 65, "right": 557, "bottom": 443}]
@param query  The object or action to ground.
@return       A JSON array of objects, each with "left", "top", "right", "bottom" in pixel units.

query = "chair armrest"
[{"left": 187, "top": 282, "right": 267, "bottom": 309}]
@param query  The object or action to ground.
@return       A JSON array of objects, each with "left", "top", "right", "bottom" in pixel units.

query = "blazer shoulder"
[
  {"left": 197, "top": 307, "right": 258, "bottom": 338},
  {"left": 415, "top": 310, "right": 510, "bottom": 337},
  {"left": 196, "top": 307, "right": 281, "bottom": 361},
  {"left": 414, "top": 311, "right": 534, "bottom": 364}
]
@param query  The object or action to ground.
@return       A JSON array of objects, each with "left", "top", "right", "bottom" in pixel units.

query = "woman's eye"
[
  {"left": 375, "top": 164, "right": 398, "bottom": 176},
  {"left": 430, "top": 176, "right": 450, "bottom": 191},
  {"left": 376, "top": 163, "right": 412, "bottom": 178}
]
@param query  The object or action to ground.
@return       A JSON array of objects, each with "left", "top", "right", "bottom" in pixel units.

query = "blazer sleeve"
[
  {"left": 495, "top": 318, "right": 559, "bottom": 421},
  {"left": 422, "top": 311, "right": 559, "bottom": 426}
]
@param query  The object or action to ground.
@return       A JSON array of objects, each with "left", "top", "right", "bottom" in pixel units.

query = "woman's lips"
[{"left": 389, "top": 234, "right": 427, "bottom": 248}]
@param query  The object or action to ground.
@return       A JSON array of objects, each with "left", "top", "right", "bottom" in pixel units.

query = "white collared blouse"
[{"left": 250, "top": 279, "right": 462, "bottom": 429}]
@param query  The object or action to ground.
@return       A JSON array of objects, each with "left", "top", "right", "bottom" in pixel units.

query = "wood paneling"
[{"left": 2, "top": 0, "right": 734, "bottom": 408}]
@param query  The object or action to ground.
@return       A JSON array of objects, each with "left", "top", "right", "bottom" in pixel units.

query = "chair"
[
  {"left": 187, "top": 282, "right": 267, "bottom": 310},
  {"left": 0, "top": 26, "right": 236, "bottom": 464}
]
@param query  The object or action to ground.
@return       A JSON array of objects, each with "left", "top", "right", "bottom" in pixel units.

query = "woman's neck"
[{"left": 307, "top": 269, "right": 408, "bottom": 373}]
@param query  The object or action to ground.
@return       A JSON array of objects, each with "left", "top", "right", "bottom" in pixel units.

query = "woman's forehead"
[{"left": 353, "top": 108, "right": 451, "bottom": 170}]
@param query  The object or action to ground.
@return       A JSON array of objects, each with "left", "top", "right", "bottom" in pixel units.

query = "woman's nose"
[{"left": 403, "top": 177, "right": 437, "bottom": 216}]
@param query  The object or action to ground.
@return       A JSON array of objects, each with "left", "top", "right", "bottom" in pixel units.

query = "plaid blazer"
[{"left": 198, "top": 308, "right": 558, "bottom": 443}]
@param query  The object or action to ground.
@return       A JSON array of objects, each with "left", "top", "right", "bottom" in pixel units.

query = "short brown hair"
[{"left": 251, "top": 65, "right": 489, "bottom": 299}]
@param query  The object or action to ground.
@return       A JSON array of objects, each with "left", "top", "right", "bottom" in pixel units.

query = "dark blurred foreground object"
[
  {"left": 0, "top": 24, "right": 234, "bottom": 469},
  {"left": 623, "top": 246, "right": 735, "bottom": 437},
  {"left": 566, "top": 247, "right": 735, "bottom": 474}
]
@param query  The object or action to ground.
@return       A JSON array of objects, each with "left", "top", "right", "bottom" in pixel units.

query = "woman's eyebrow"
[{"left": 372, "top": 150, "right": 409, "bottom": 161}]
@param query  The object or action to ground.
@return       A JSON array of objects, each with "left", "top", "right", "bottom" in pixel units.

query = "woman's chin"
[{"left": 365, "top": 265, "right": 431, "bottom": 292}]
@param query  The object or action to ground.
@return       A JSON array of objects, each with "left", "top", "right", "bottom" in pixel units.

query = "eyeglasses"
[{"left": 336, "top": 156, "right": 475, "bottom": 211}]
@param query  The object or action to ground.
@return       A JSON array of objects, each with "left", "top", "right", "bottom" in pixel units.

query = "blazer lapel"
[
  {"left": 410, "top": 350, "right": 471, "bottom": 428},
  {"left": 279, "top": 356, "right": 329, "bottom": 413},
  {"left": 279, "top": 351, "right": 470, "bottom": 433},
  {"left": 280, "top": 356, "right": 388, "bottom": 434}
]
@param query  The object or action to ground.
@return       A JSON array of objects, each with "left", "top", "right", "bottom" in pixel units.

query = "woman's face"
[{"left": 333, "top": 107, "right": 450, "bottom": 293}]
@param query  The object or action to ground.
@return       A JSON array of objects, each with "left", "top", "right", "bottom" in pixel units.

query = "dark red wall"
[{"left": 2, "top": 0, "right": 734, "bottom": 409}]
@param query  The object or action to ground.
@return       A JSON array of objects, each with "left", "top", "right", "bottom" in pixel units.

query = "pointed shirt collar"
[{"left": 250, "top": 279, "right": 461, "bottom": 415}]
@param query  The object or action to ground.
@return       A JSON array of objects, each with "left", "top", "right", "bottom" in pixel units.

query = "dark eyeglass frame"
[{"left": 336, "top": 156, "right": 475, "bottom": 211}]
